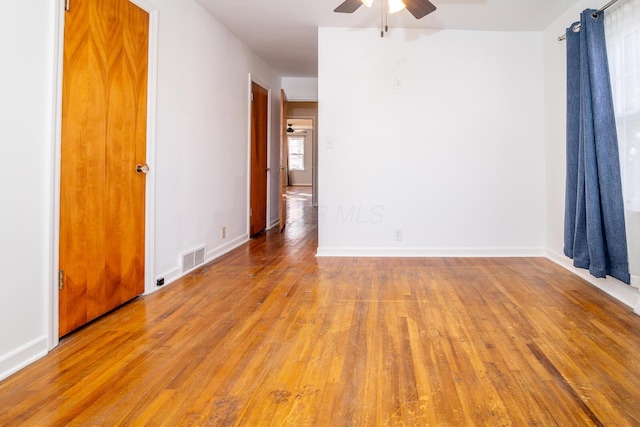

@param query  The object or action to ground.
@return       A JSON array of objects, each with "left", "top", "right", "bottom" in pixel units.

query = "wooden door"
[
  {"left": 250, "top": 82, "right": 268, "bottom": 236},
  {"left": 279, "top": 89, "right": 288, "bottom": 232},
  {"left": 59, "top": 0, "right": 149, "bottom": 337}
]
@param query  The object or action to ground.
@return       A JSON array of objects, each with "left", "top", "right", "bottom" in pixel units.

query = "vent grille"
[
  {"left": 181, "top": 246, "right": 206, "bottom": 273},
  {"left": 182, "top": 252, "right": 195, "bottom": 272},
  {"left": 194, "top": 247, "right": 205, "bottom": 266}
]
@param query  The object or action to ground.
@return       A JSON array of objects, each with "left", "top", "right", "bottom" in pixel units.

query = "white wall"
[
  {"left": 318, "top": 27, "right": 546, "bottom": 256},
  {"left": 282, "top": 77, "right": 318, "bottom": 101},
  {"left": 0, "top": 0, "right": 282, "bottom": 381},
  {"left": 151, "top": 0, "right": 282, "bottom": 282},
  {"left": 543, "top": 1, "right": 640, "bottom": 310},
  {"left": 0, "top": 0, "right": 57, "bottom": 379}
]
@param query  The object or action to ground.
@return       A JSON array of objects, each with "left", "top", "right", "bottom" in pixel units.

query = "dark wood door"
[
  {"left": 250, "top": 82, "right": 268, "bottom": 236},
  {"left": 59, "top": 0, "right": 149, "bottom": 336}
]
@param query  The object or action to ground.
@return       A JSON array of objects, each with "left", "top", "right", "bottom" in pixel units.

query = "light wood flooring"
[{"left": 1, "top": 187, "right": 640, "bottom": 425}]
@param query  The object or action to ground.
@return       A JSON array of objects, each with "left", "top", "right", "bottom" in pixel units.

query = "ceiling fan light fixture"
[{"left": 388, "top": 0, "right": 406, "bottom": 14}]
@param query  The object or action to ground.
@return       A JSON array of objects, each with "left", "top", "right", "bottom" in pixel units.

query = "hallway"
[{"left": 1, "top": 186, "right": 640, "bottom": 425}]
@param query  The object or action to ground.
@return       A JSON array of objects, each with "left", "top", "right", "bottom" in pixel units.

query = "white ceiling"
[{"left": 196, "top": 0, "right": 582, "bottom": 77}]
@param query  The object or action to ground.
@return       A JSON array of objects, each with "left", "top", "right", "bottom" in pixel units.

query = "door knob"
[{"left": 136, "top": 164, "right": 150, "bottom": 174}]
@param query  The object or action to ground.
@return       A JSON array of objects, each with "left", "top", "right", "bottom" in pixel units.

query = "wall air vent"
[
  {"left": 194, "top": 247, "right": 205, "bottom": 266},
  {"left": 182, "top": 252, "right": 195, "bottom": 273},
  {"left": 181, "top": 246, "right": 206, "bottom": 273}
]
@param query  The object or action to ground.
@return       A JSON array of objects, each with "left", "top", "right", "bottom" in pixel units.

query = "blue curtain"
[{"left": 564, "top": 9, "right": 630, "bottom": 284}]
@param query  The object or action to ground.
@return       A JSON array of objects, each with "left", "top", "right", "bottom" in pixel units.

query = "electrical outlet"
[
  {"left": 394, "top": 229, "right": 403, "bottom": 241},
  {"left": 156, "top": 277, "right": 165, "bottom": 287},
  {"left": 222, "top": 227, "right": 226, "bottom": 239}
]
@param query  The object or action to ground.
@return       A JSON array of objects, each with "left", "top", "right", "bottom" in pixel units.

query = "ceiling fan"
[
  {"left": 287, "top": 124, "right": 306, "bottom": 134},
  {"left": 334, "top": 0, "right": 437, "bottom": 20}
]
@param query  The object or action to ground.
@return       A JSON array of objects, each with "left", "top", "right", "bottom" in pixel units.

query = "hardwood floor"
[{"left": 2, "top": 186, "right": 640, "bottom": 425}]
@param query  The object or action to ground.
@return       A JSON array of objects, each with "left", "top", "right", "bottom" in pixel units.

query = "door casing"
[
  {"left": 279, "top": 89, "right": 288, "bottom": 232},
  {"left": 284, "top": 117, "right": 315, "bottom": 188}
]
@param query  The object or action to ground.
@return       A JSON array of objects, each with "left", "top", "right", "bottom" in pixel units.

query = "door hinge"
[
  {"left": 65, "top": 0, "right": 70, "bottom": 11},
  {"left": 251, "top": 93, "right": 254, "bottom": 102},
  {"left": 250, "top": 208, "right": 253, "bottom": 217},
  {"left": 58, "top": 270, "right": 65, "bottom": 291}
]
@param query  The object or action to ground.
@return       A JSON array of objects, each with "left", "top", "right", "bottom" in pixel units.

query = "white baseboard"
[
  {"left": 268, "top": 219, "right": 280, "bottom": 230},
  {"left": 546, "top": 250, "right": 640, "bottom": 311},
  {"left": 152, "top": 234, "right": 249, "bottom": 292},
  {"left": 316, "top": 247, "right": 547, "bottom": 258},
  {"left": 0, "top": 336, "right": 48, "bottom": 382},
  {"left": 205, "top": 234, "right": 249, "bottom": 263}
]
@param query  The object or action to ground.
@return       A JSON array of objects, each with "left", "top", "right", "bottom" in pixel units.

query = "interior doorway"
[
  {"left": 285, "top": 102, "right": 318, "bottom": 207},
  {"left": 285, "top": 119, "right": 314, "bottom": 187}
]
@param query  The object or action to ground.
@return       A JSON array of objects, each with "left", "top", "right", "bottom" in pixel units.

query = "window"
[
  {"left": 288, "top": 136, "right": 305, "bottom": 171},
  {"left": 606, "top": 0, "right": 640, "bottom": 211},
  {"left": 606, "top": 0, "right": 640, "bottom": 284}
]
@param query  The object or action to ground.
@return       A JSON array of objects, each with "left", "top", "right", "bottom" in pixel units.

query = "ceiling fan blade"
[
  {"left": 403, "top": 0, "right": 437, "bottom": 19},
  {"left": 334, "top": 0, "right": 364, "bottom": 13}
]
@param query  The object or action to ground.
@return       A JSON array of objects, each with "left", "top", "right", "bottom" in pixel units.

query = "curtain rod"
[{"left": 557, "top": 0, "right": 621, "bottom": 41}]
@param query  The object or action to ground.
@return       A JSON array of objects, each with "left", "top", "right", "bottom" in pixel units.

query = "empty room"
[{"left": 1, "top": 0, "right": 640, "bottom": 424}]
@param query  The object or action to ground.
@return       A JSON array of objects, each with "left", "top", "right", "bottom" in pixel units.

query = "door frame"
[
  {"left": 246, "top": 74, "right": 272, "bottom": 235},
  {"left": 284, "top": 101, "right": 319, "bottom": 207},
  {"left": 49, "top": 0, "right": 159, "bottom": 349},
  {"left": 285, "top": 116, "right": 316, "bottom": 189},
  {"left": 279, "top": 89, "right": 288, "bottom": 232}
]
